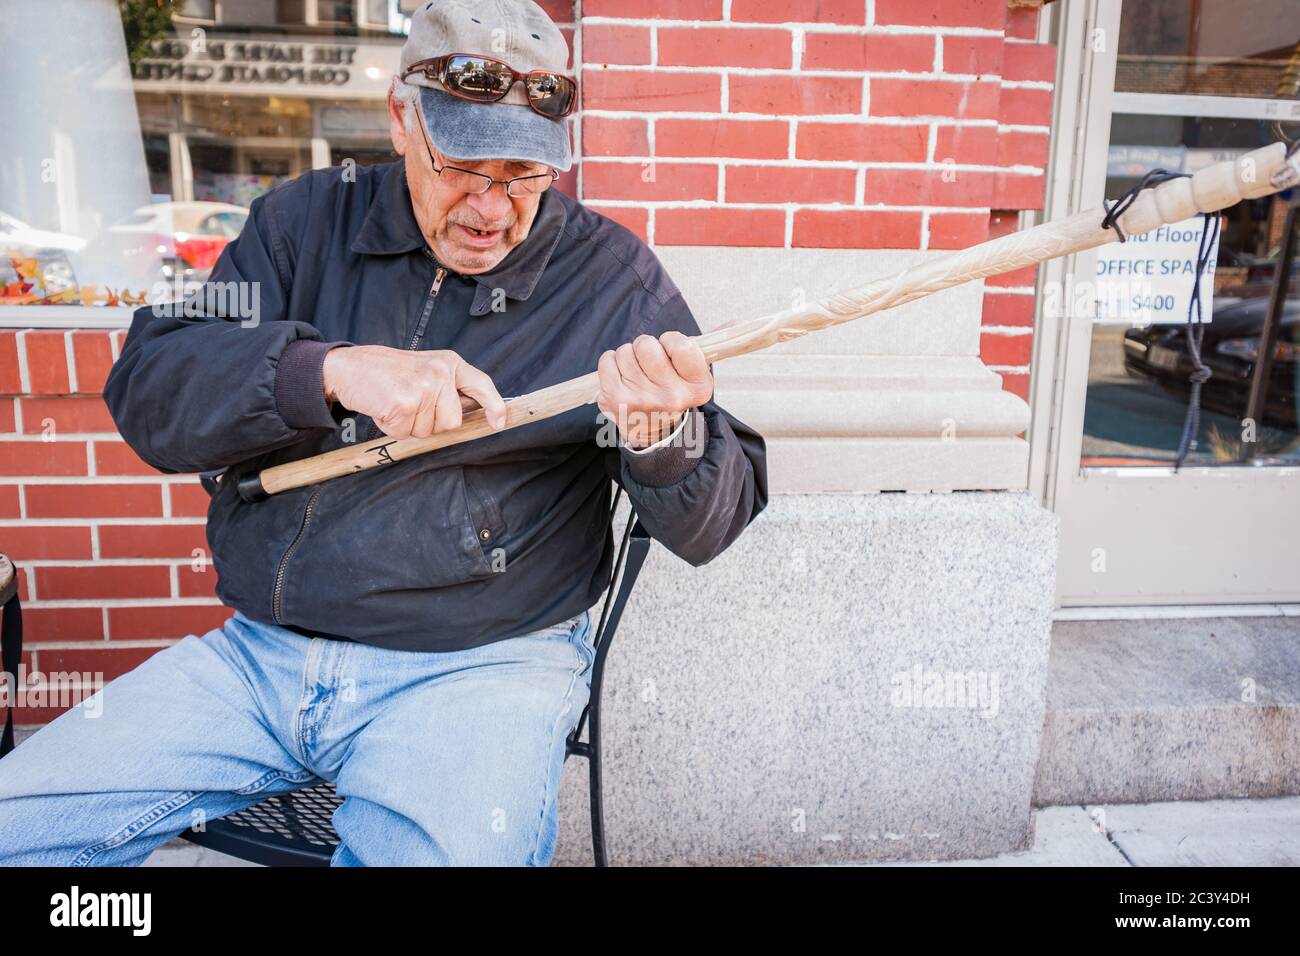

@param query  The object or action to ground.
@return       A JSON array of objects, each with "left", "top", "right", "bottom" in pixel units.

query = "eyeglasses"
[
  {"left": 414, "top": 107, "right": 558, "bottom": 198},
  {"left": 402, "top": 53, "right": 577, "bottom": 119}
]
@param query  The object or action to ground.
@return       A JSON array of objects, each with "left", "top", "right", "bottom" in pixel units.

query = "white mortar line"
[
  {"left": 15, "top": 330, "right": 31, "bottom": 393},
  {"left": 21, "top": 598, "right": 223, "bottom": 609},
  {"left": 582, "top": 156, "right": 1043, "bottom": 175},
  {"left": 583, "top": 199, "right": 996, "bottom": 212},
  {"left": 581, "top": 63, "right": 1006, "bottom": 80},
  {"left": 0, "top": 474, "right": 191, "bottom": 483},
  {"left": 63, "top": 332, "right": 78, "bottom": 393},
  {"left": 581, "top": 17, "right": 1004, "bottom": 36},
  {"left": 17, "top": 558, "right": 201, "bottom": 568},
  {"left": 1, "top": 521, "right": 203, "bottom": 530},
  {"left": 586, "top": 109, "right": 998, "bottom": 125},
  {"left": 1000, "top": 80, "right": 1054, "bottom": 90}
]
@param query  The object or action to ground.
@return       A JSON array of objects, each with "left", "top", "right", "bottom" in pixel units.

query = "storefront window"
[
  {"left": 1116, "top": 0, "right": 1300, "bottom": 103},
  {"left": 320, "top": 101, "right": 399, "bottom": 167},
  {"left": 178, "top": 0, "right": 215, "bottom": 22},
  {"left": 1080, "top": 0, "right": 1300, "bottom": 467},
  {"left": 0, "top": 1, "right": 408, "bottom": 319}
]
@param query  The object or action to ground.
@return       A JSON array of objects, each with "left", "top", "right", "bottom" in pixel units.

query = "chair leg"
[
  {"left": 580, "top": 506, "right": 652, "bottom": 868},
  {"left": 1, "top": 592, "right": 23, "bottom": 759},
  {"left": 588, "top": 698, "right": 608, "bottom": 867}
]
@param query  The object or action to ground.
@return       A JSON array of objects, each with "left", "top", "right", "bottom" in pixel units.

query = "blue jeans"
[{"left": 0, "top": 607, "right": 595, "bottom": 866}]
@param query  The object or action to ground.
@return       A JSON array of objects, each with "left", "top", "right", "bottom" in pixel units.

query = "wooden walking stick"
[{"left": 238, "top": 141, "right": 1300, "bottom": 501}]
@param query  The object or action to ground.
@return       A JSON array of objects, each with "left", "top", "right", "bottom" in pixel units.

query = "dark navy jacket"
[{"left": 103, "top": 161, "right": 768, "bottom": 652}]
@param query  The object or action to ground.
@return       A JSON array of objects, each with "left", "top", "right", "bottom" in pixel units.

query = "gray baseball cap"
[{"left": 400, "top": 0, "right": 574, "bottom": 171}]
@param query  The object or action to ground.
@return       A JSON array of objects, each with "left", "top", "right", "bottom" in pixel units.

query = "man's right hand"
[{"left": 322, "top": 345, "right": 508, "bottom": 439}]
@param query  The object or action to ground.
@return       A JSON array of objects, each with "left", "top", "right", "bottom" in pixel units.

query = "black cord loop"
[
  {"left": 1100, "top": 168, "right": 1189, "bottom": 242},
  {"left": 1100, "top": 167, "right": 1225, "bottom": 470},
  {"left": 1173, "top": 211, "right": 1221, "bottom": 470}
]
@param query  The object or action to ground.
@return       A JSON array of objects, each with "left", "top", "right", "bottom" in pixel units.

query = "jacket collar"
[{"left": 351, "top": 162, "right": 568, "bottom": 316}]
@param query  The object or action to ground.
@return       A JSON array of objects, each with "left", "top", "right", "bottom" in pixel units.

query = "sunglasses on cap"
[{"left": 402, "top": 53, "right": 578, "bottom": 119}]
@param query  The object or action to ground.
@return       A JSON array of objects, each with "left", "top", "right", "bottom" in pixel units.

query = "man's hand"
[
  {"left": 596, "top": 331, "right": 713, "bottom": 449},
  {"left": 322, "top": 345, "right": 508, "bottom": 439}
]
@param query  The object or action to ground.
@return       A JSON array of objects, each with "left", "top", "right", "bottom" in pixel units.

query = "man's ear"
[{"left": 388, "top": 89, "right": 409, "bottom": 157}]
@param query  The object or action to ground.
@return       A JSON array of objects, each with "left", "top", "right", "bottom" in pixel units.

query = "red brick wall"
[
  {"left": 1, "top": 1, "right": 1056, "bottom": 727},
  {"left": 1, "top": 330, "right": 233, "bottom": 725},
  {"left": 574, "top": 0, "right": 1055, "bottom": 395}
]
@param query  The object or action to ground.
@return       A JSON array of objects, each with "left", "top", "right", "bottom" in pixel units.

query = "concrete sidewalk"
[
  {"left": 143, "top": 794, "right": 1300, "bottom": 866},
  {"left": 867, "top": 796, "right": 1300, "bottom": 866}
]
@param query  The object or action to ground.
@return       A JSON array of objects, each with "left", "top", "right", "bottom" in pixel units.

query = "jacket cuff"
[
  {"left": 620, "top": 406, "right": 709, "bottom": 487},
  {"left": 623, "top": 407, "right": 691, "bottom": 455},
  {"left": 274, "top": 339, "right": 352, "bottom": 429}
]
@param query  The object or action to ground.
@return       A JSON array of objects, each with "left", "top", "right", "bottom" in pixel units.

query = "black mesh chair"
[
  {"left": 0, "top": 554, "right": 21, "bottom": 762},
  {"left": 180, "top": 488, "right": 651, "bottom": 867}
]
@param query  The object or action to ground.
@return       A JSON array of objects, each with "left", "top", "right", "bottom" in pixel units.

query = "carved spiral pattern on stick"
[{"left": 250, "top": 143, "right": 1294, "bottom": 498}]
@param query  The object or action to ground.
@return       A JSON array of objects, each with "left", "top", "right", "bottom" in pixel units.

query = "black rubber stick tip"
[{"left": 237, "top": 472, "right": 268, "bottom": 502}]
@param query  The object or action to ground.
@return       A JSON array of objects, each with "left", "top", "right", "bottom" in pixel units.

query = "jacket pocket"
[
  {"left": 461, "top": 465, "right": 507, "bottom": 563},
  {"left": 288, "top": 464, "right": 499, "bottom": 598}
]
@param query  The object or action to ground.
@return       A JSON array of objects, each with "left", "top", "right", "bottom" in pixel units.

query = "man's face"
[{"left": 389, "top": 91, "right": 546, "bottom": 274}]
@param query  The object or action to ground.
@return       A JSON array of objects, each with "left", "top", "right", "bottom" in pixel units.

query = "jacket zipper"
[
  {"left": 273, "top": 255, "right": 448, "bottom": 625},
  {"left": 409, "top": 264, "right": 447, "bottom": 352},
  {"left": 271, "top": 486, "right": 321, "bottom": 625},
  {"left": 363, "top": 257, "right": 448, "bottom": 442}
]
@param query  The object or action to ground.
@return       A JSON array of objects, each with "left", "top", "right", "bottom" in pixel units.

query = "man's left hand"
[{"left": 597, "top": 331, "right": 713, "bottom": 449}]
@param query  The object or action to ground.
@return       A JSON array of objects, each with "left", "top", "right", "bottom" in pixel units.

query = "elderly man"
[{"left": 0, "top": 0, "right": 766, "bottom": 866}]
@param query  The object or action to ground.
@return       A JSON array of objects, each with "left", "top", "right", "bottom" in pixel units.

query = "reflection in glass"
[
  {"left": 1082, "top": 113, "right": 1299, "bottom": 466},
  {"left": 1117, "top": 0, "right": 1300, "bottom": 102},
  {"left": 1080, "top": 0, "right": 1300, "bottom": 468},
  {"left": 0, "top": 3, "right": 403, "bottom": 310}
]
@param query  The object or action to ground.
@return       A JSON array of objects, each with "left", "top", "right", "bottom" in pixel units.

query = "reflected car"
[
  {"left": 0, "top": 211, "right": 83, "bottom": 297},
  {"left": 102, "top": 201, "right": 249, "bottom": 283},
  {"left": 1122, "top": 295, "right": 1299, "bottom": 427}
]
